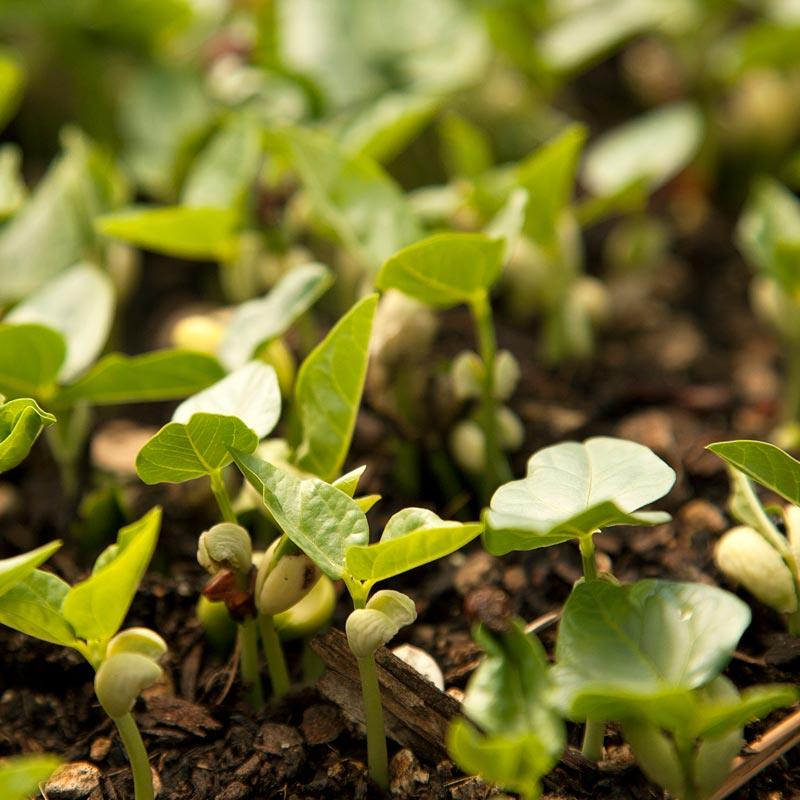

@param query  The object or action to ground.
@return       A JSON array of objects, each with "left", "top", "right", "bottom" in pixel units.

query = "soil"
[{"left": 2, "top": 143, "right": 800, "bottom": 800}]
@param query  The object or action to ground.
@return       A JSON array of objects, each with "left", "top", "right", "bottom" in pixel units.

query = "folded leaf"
[
  {"left": 0, "top": 324, "right": 65, "bottom": 399},
  {"left": 0, "top": 397, "right": 55, "bottom": 473}
]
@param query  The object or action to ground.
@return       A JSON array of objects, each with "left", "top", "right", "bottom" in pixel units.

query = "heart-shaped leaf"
[
  {"left": 552, "top": 579, "right": 751, "bottom": 730},
  {"left": 484, "top": 437, "right": 675, "bottom": 555},
  {"left": 219, "top": 263, "right": 334, "bottom": 371},
  {"left": 6, "top": 262, "right": 114, "bottom": 382},
  {"left": 0, "top": 324, "right": 65, "bottom": 399},
  {"left": 0, "top": 541, "right": 61, "bottom": 599},
  {"left": 232, "top": 450, "right": 369, "bottom": 580},
  {"left": 0, "top": 397, "right": 55, "bottom": 473},
  {"left": 376, "top": 233, "right": 505, "bottom": 309},
  {"left": 291, "top": 295, "right": 377, "bottom": 481}
]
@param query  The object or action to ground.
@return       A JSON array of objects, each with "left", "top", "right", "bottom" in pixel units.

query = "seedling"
[
  {"left": 485, "top": 435, "right": 675, "bottom": 757},
  {"left": 0, "top": 755, "right": 61, "bottom": 800},
  {"left": 447, "top": 621, "right": 564, "bottom": 800},
  {"left": 553, "top": 579, "right": 797, "bottom": 800},
  {"left": 0, "top": 509, "right": 165, "bottom": 800},
  {"left": 232, "top": 448, "right": 482, "bottom": 791},
  {"left": 707, "top": 439, "right": 800, "bottom": 633},
  {"left": 0, "top": 395, "right": 55, "bottom": 473}
]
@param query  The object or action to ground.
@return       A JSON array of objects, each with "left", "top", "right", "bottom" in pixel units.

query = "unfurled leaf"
[
  {"left": 0, "top": 754, "right": 61, "bottom": 800},
  {"left": 96, "top": 205, "right": 236, "bottom": 259},
  {"left": 291, "top": 295, "right": 377, "bottom": 481},
  {"left": 0, "top": 398, "right": 55, "bottom": 473},
  {"left": 708, "top": 440, "right": 800, "bottom": 507},
  {"left": 0, "top": 541, "right": 61, "bottom": 599},
  {"left": 278, "top": 127, "right": 421, "bottom": 271},
  {"left": 232, "top": 450, "right": 369, "bottom": 579},
  {"left": 552, "top": 579, "right": 751, "bottom": 730},
  {"left": 0, "top": 324, "right": 65, "bottom": 399},
  {"left": 377, "top": 233, "right": 505, "bottom": 309},
  {"left": 61, "top": 508, "right": 161, "bottom": 644},
  {"left": 219, "top": 264, "right": 334, "bottom": 371},
  {"left": 484, "top": 437, "right": 675, "bottom": 555},
  {"left": 136, "top": 414, "right": 259, "bottom": 484},
  {"left": 6, "top": 263, "right": 114, "bottom": 382},
  {"left": 52, "top": 349, "right": 225, "bottom": 408},
  {"left": 582, "top": 102, "right": 703, "bottom": 196},
  {"left": 448, "top": 622, "right": 564, "bottom": 800}
]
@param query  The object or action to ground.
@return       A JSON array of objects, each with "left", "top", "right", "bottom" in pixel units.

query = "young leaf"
[
  {"left": 219, "top": 263, "right": 334, "bottom": 371},
  {"left": 51, "top": 349, "right": 225, "bottom": 408},
  {"left": 136, "top": 414, "right": 259, "bottom": 484},
  {"left": 0, "top": 754, "right": 61, "bottom": 800},
  {"left": 484, "top": 437, "right": 675, "bottom": 555},
  {"left": 708, "top": 440, "right": 800, "bottom": 507},
  {"left": 291, "top": 294, "right": 377, "bottom": 481},
  {"left": 448, "top": 622, "right": 564, "bottom": 800},
  {"left": 0, "top": 541, "right": 62, "bottom": 598},
  {"left": 232, "top": 450, "right": 369, "bottom": 579},
  {"left": 61, "top": 508, "right": 162, "bottom": 644},
  {"left": 0, "top": 398, "right": 56, "bottom": 473},
  {"left": 332, "top": 465, "right": 367, "bottom": 497},
  {"left": 6, "top": 262, "right": 114, "bottom": 382},
  {"left": 0, "top": 324, "right": 65, "bottom": 399},
  {"left": 552, "top": 579, "right": 751, "bottom": 730},
  {"left": 376, "top": 233, "right": 505, "bottom": 309},
  {"left": 582, "top": 102, "right": 704, "bottom": 197},
  {"left": 0, "top": 569, "right": 77, "bottom": 647},
  {"left": 173, "top": 361, "right": 281, "bottom": 439},
  {"left": 346, "top": 521, "right": 482, "bottom": 583},
  {"left": 95, "top": 205, "right": 236, "bottom": 259}
]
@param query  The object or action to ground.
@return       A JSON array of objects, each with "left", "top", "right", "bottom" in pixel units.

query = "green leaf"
[
  {"left": 95, "top": 205, "right": 237, "bottom": 259},
  {"left": 484, "top": 437, "right": 675, "bottom": 555},
  {"left": 0, "top": 324, "right": 65, "bottom": 399},
  {"left": 173, "top": 361, "right": 281, "bottom": 439},
  {"left": 0, "top": 541, "right": 61, "bottom": 599},
  {"left": 516, "top": 124, "right": 586, "bottom": 249},
  {"left": 291, "top": 294, "right": 377, "bottom": 481},
  {"left": 6, "top": 262, "right": 114, "bottom": 382},
  {"left": 277, "top": 127, "right": 421, "bottom": 272},
  {"left": 448, "top": 622, "right": 564, "bottom": 799},
  {"left": 181, "top": 113, "right": 263, "bottom": 210},
  {"left": 485, "top": 188, "right": 528, "bottom": 264},
  {"left": 552, "top": 579, "right": 751, "bottom": 730},
  {"left": 332, "top": 465, "right": 367, "bottom": 497},
  {"left": 61, "top": 508, "right": 161, "bottom": 643},
  {"left": 0, "top": 754, "right": 61, "bottom": 800},
  {"left": 136, "top": 414, "right": 259, "bottom": 484},
  {"left": 232, "top": 450, "right": 369, "bottom": 580},
  {"left": 219, "top": 263, "right": 334, "bottom": 371},
  {"left": 708, "top": 440, "right": 800, "bottom": 507},
  {"left": 582, "top": 102, "right": 704, "bottom": 197},
  {"left": 0, "top": 129, "right": 127, "bottom": 304},
  {"left": 439, "top": 112, "right": 493, "bottom": 180},
  {"left": 377, "top": 233, "right": 505, "bottom": 309},
  {"left": 346, "top": 519, "right": 482, "bottom": 582},
  {"left": 0, "top": 569, "right": 77, "bottom": 647},
  {"left": 0, "top": 398, "right": 56, "bottom": 473},
  {"left": 51, "top": 349, "right": 225, "bottom": 408},
  {"left": 0, "top": 144, "right": 25, "bottom": 220}
]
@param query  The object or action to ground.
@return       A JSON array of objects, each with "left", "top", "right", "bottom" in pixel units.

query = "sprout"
[
  {"left": 197, "top": 522, "right": 253, "bottom": 576},
  {"left": 346, "top": 590, "right": 417, "bottom": 658},
  {"left": 256, "top": 538, "right": 321, "bottom": 616},
  {"left": 94, "top": 652, "right": 163, "bottom": 719}
]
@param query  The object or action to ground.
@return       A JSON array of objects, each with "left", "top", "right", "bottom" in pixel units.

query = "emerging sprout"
[
  {"left": 95, "top": 651, "right": 163, "bottom": 719},
  {"left": 197, "top": 522, "right": 253, "bottom": 576},
  {"left": 256, "top": 538, "right": 321, "bottom": 616},
  {"left": 346, "top": 590, "right": 417, "bottom": 658}
]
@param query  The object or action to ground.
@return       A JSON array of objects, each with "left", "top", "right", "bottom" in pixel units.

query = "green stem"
[
  {"left": 238, "top": 617, "right": 264, "bottom": 709},
  {"left": 788, "top": 607, "right": 800, "bottom": 636},
  {"left": 581, "top": 718, "right": 605, "bottom": 762},
  {"left": 579, "top": 535, "right": 598, "bottom": 580},
  {"left": 210, "top": 471, "right": 237, "bottom": 524},
  {"left": 114, "top": 712, "right": 154, "bottom": 800},
  {"left": 470, "top": 293, "right": 511, "bottom": 496},
  {"left": 357, "top": 654, "right": 389, "bottom": 791},
  {"left": 259, "top": 614, "right": 290, "bottom": 697}
]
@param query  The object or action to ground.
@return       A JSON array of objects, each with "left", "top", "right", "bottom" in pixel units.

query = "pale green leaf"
[
  {"left": 61, "top": 508, "right": 162, "bottom": 643},
  {"left": 0, "top": 541, "right": 61, "bottom": 599},
  {"left": 232, "top": 450, "right": 369, "bottom": 579},
  {"left": 376, "top": 233, "right": 505, "bottom": 309},
  {"left": 6, "top": 263, "right": 114, "bottom": 382},
  {"left": 0, "top": 324, "right": 65, "bottom": 399},
  {"left": 219, "top": 263, "right": 334, "bottom": 371},
  {"left": 439, "top": 112, "right": 493, "bottom": 180},
  {"left": 291, "top": 294, "right": 377, "bottom": 481},
  {"left": 0, "top": 397, "right": 56, "bottom": 473}
]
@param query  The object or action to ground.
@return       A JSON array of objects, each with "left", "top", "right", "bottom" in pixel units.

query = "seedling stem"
[
  {"left": 210, "top": 471, "right": 237, "bottom": 524},
  {"left": 357, "top": 653, "right": 389, "bottom": 791},
  {"left": 114, "top": 712, "right": 153, "bottom": 800},
  {"left": 259, "top": 614, "right": 290, "bottom": 697}
]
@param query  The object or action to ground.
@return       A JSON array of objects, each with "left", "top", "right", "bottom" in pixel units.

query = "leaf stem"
[
  {"left": 357, "top": 654, "right": 389, "bottom": 791},
  {"left": 114, "top": 712, "right": 154, "bottom": 800},
  {"left": 578, "top": 535, "right": 598, "bottom": 580},
  {"left": 259, "top": 613, "right": 290, "bottom": 697},
  {"left": 470, "top": 292, "right": 511, "bottom": 496},
  {"left": 581, "top": 719, "right": 605, "bottom": 762},
  {"left": 210, "top": 471, "right": 237, "bottom": 524},
  {"left": 238, "top": 617, "right": 264, "bottom": 709}
]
